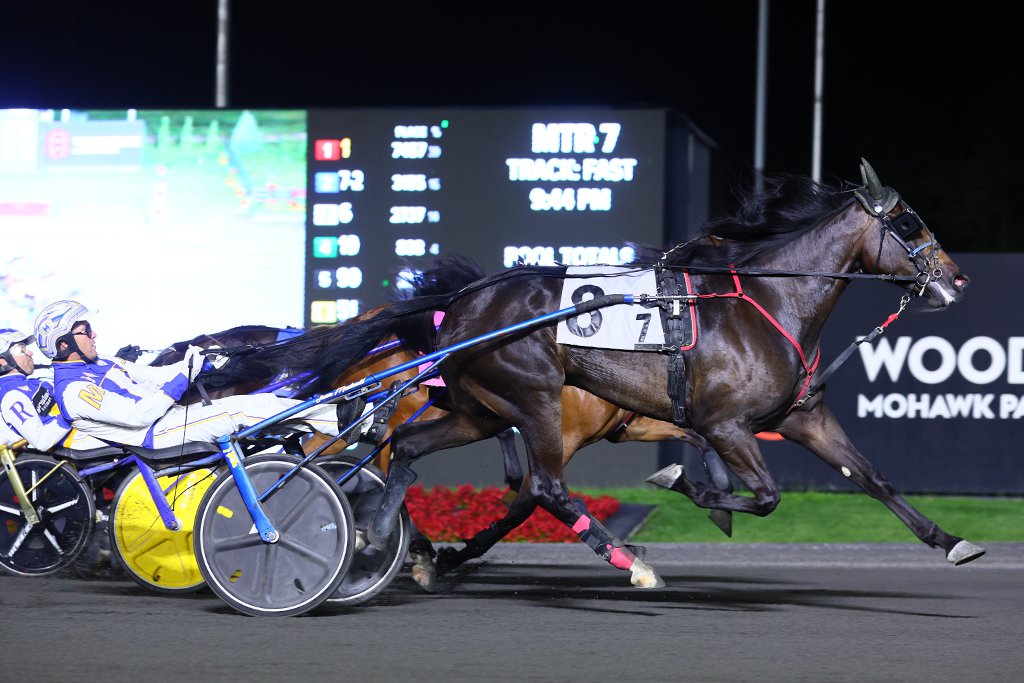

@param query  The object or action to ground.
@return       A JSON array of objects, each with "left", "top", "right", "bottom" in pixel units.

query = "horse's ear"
[
  {"left": 859, "top": 158, "right": 884, "bottom": 200},
  {"left": 854, "top": 158, "right": 900, "bottom": 216}
]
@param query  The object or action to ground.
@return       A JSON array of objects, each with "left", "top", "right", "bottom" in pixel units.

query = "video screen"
[
  {"left": 1, "top": 107, "right": 670, "bottom": 350},
  {"left": 0, "top": 108, "right": 307, "bottom": 352}
]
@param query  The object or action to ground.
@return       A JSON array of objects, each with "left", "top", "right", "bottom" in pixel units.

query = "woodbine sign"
[
  {"left": 759, "top": 253, "right": 1024, "bottom": 494},
  {"left": 856, "top": 335, "right": 1024, "bottom": 420}
]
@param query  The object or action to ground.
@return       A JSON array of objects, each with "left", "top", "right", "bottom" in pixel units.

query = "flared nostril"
[{"left": 953, "top": 274, "right": 970, "bottom": 291}]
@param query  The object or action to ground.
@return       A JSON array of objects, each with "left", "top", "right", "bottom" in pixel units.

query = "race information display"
[{"left": 305, "top": 108, "right": 666, "bottom": 323}]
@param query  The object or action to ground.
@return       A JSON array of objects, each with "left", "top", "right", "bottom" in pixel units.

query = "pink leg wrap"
[
  {"left": 572, "top": 515, "right": 592, "bottom": 535},
  {"left": 608, "top": 545, "right": 635, "bottom": 570}
]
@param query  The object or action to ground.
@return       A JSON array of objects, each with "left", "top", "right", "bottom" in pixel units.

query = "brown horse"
[{"left": 311, "top": 163, "right": 984, "bottom": 589}]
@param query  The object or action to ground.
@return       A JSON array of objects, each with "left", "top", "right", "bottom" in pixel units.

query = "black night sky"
[{"left": 3, "top": 1, "right": 1022, "bottom": 250}]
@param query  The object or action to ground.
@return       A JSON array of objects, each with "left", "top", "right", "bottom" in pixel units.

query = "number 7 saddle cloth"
[{"left": 555, "top": 266, "right": 696, "bottom": 353}]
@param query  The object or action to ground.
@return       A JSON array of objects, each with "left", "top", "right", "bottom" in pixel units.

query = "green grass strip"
[{"left": 578, "top": 488, "right": 1024, "bottom": 543}]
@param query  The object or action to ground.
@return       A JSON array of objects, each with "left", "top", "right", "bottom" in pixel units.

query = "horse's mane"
[
  {"left": 633, "top": 174, "right": 858, "bottom": 268},
  {"left": 393, "top": 254, "right": 488, "bottom": 354}
]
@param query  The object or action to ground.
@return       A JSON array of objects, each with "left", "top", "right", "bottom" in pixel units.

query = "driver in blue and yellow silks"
[
  {"left": 0, "top": 328, "right": 102, "bottom": 450},
  {"left": 33, "top": 300, "right": 366, "bottom": 450}
]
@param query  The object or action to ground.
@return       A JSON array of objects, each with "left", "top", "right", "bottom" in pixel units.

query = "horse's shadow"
[{"left": 353, "top": 561, "right": 977, "bottom": 620}]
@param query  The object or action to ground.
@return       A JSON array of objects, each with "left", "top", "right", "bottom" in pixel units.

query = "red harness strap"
[{"left": 695, "top": 270, "right": 821, "bottom": 408}]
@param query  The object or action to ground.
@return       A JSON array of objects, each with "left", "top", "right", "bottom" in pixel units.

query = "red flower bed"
[{"left": 404, "top": 483, "right": 621, "bottom": 543}]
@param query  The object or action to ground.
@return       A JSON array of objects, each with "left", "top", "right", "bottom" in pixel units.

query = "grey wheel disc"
[{"left": 194, "top": 454, "right": 353, "bottom": 616}]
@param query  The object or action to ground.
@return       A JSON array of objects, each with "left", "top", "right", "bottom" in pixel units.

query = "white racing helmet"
[
  {"left": 34, "top": 300, "right": 90, "bottom": 359},
  {"left": 0, "top": 329, "right": 34, "bottom": 355}
]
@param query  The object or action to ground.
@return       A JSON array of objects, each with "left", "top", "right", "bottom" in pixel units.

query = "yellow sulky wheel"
[{"left": 108, "top": 467, "right": 217, "bottom": 593}]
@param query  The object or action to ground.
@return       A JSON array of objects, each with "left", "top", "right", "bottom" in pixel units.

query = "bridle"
[{"left": 852, "top": 163, "right": 944, "bottom": 298}]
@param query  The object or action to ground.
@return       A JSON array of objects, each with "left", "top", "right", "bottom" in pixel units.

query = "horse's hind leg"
[
  {"left": 700, "top": 442, "right": 735, "bottom": 535},
  {"left": 435, "top": 478, "right": 538, "bottom": 576},
  {"left": 779, "top": 403, "right": 985, "bottom": 565},
  {"left": 369, "top": 412, "right": 508, "bottom": 548},
  {"left": 535, "top": 476, "right": 665, "bottom": 588},
  {"left": 512, "top": 423, "right": 665, "bottom": 589},
  {"left": 367, "top": 411, "right": 509, "bottom": 587}
]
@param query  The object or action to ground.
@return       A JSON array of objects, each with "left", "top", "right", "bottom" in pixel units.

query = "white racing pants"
[{"left": 148, "top": 394, "right": 350, "bottom": 449}]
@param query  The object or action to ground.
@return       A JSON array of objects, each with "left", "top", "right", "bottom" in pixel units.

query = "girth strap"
[{"left": 656, "top": 267, "right": 691, "bottom": 427}]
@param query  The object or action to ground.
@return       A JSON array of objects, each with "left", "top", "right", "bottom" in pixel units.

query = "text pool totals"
[{"left": 305, "top": 109, "right": 666, "bottom": 324}]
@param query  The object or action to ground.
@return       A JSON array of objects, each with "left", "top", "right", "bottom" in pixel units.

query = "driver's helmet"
[
  {"left": 0, "top": 329, "right": 34, "bottom": 355},
  {"left": 34, "top": 300, "right": 90, "bottom": 359}
]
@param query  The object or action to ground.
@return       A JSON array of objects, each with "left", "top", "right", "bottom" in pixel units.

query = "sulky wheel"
[
  {"left": 0, "top": 454, "right": 94, "bottom": 576},
  {"left": 318, "top": 455, "right": 410, "bottom": 606},
  {"left": 193, "top": 453, "right": 354, "bottom": 617},
  {"left": 108, "top": 466, "right": 217, "bottom": 593}
]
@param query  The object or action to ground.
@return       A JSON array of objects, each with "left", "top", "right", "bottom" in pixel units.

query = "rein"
[
  {"left": 662, "top": 264, "right": 919, "bottom": 282},
  {"left": 792, "top": 294, "right": 910, "bottom": 411}
]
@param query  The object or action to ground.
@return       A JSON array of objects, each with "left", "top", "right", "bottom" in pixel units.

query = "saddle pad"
[{"left": 556, "top": 267, "right": 667, "bottom": 351}]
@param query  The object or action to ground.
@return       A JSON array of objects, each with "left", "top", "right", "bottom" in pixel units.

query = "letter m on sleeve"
[{"left": 78, "top": 384, "right": 105, "bottom": 410}]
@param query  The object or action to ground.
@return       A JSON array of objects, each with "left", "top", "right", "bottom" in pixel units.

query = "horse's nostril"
[{"left": 952, "top": 274, "right": 970, "bottom": 291}]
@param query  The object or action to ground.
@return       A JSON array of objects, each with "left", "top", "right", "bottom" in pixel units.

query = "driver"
[
  {"left": 0, "top": 328, "right": 79, "bottom": 450},
  {"left": 33, "top": 301, "right": 365, "bottom": 449}
]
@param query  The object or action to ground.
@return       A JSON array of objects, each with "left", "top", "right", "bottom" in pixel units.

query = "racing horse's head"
[{"left": 853, "top": 159, "right": 969, "bottom": 310}]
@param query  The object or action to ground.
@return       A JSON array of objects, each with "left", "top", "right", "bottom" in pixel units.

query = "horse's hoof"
[
  {"left": 947, "top": 539, "right": 986, "bottom": 566},
  {"left": 434, "top": 546, "right": 462, "bottom": 577},
  {"left": 709, "top": 509, "right": 733, "bottom": 537},
  {"left": 646, "top": 464, "right": 683, "bottom": 490},
  {"left": 629, "top": 559, "right": 665, "bottom": 589},
  {"left": 410, "top": 551, "right": 437, "bottom": 593},
  {"left": 353, "top": 528, "right": 368, "bottom": 553}
]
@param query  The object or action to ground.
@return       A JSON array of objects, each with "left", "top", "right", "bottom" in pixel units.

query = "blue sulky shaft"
[
  {"left": 224, "top": 293, "right": 631, "bottom": 543},
  {"left": 233, "top": 294, "right": 631, "bottom": 440}
]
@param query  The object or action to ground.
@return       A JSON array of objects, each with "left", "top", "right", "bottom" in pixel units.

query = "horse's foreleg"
[
  {"left": 700, "top": 443, "right": 735, "bottom": 536},
  {"left": 779, "top": 404, "right": 985, "bottom": 565}
]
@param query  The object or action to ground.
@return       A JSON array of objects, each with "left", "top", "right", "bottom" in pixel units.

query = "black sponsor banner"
[{"left": 760, "top": 253, "right": 1022, "bottom": 494}]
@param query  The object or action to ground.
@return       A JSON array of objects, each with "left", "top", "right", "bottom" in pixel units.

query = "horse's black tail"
[
  {"left": 232, "top": 292, "right": 455, "bottom": 396},
  {"left": 392, "top": 253, "right": 488, "bottom": 354}
]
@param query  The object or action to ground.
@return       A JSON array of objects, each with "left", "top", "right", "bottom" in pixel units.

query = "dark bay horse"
[
  {"left": 161, "top": 297, "right": 725, "bottom": 586},
  {"left": 305, "top": 163, "right": 981, "bottom": 588},
  {"left": 314, "top": 337, "right": 722, "bottom": 583}
]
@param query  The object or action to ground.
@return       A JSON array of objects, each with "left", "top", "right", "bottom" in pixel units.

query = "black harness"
[
  {"left": 657, "top": 267, "right": 694, "bottom": 427},
  {"left": 648, "top": 168, "right": 948, "bottom": 427}
]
